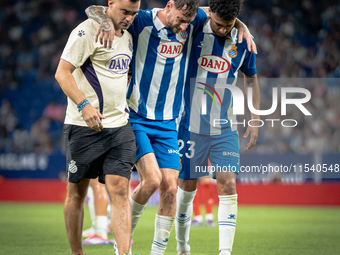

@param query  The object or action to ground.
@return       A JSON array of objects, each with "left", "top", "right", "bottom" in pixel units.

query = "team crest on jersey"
[
  {"left": 197, "top": 55, "right": 231, "bottom": 74},
  {"left": 157, "top": 41, "right": 184, "bottom": 58},
  {"left": 228, "top": 45, "right": 238, "bottom": 58},
  {"left": 180, "top": 30, "right": 188, "bottom": 39},
  {"left": 68, "top": 160, "right": 77, "bottom": 173},
  {"left": 105, "top": 54, "right": 131, "bottom": 74}
]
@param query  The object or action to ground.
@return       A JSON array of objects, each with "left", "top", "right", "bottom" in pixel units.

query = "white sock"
[
  {"left": 87, "top": 187, "right": 95, "bottom": 229},
  {"left": 175, "top": 187, "right": 197, "bottom": 253},
  {"left": 205, "top": 213, "right": 214, "bottom": 221},
  {"left": 193, "top": 215, "right": 203, "bottom": 222},
  {"left": 130, "top": 197, "right": 147, "bottom": 234},
  {"left": 218, "top": 194, "right": 237, "bottom": 254},
  {"left": 151, "top": 214, "right": 175, "bottom": 255},
  {"left": 95, "top": 215, "right": 108, "bottom": 239}
]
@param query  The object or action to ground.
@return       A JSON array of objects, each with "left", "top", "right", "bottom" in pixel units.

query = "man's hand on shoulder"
[
  {"left": 86, "top": 5, "right": 115, "bottom": 49},
  {"left": 234, "top": 19, "right": 257, "bottom": 54}
]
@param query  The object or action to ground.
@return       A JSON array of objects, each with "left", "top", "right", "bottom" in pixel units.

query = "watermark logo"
[
  {"left": 200, "top": 83, "right": 312, "bottom": 128},
  {"left": 198, "top": 82, "right": 222, "bottom": 115}
]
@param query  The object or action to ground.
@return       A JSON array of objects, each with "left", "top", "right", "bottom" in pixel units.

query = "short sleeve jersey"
[
  {"left": 126, "top": 8, "right": 207, "bottom": 120},
  {"left": 61, "top": 19, "right": 133, "bottom": 128},
  {"left": 180, "top": 21, "right": 257, "bottom": 135}
]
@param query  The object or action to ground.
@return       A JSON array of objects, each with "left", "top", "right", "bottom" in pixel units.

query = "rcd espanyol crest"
[{"left": 68, "top": 160, "right": 78, "bottom": 173}]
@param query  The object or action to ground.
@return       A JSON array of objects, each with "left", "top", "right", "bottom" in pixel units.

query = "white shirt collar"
[
  {"left": 152, "top": 8, "right": 166, "bottom": 31},
  {"left": 203, "top": 20, "right": 238, "bottom": 44}
]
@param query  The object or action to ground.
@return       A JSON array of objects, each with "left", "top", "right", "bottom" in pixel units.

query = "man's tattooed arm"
[{"left": 85, "top": 5, "right": 114, "bottom": 49}]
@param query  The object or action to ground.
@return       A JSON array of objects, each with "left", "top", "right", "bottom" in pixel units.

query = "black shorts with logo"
[{"left": 63, "top": 122, "right": 136, "bottom": 184}]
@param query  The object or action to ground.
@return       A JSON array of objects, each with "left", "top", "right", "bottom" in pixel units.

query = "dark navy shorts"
[{"left": 63, "top": 122, "right": 136, "bottom": 184}]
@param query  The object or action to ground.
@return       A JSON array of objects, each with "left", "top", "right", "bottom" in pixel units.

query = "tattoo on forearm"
[
  {"left": 87, "top": 6, "right": 113, "bottom": 32},
  {"left": 100, "top": 18, "right": 113, "bottom": 32}
]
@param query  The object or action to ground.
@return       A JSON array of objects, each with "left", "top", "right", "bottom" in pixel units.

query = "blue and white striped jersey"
[
  {"left": 126, "top": 8, "right": 207, "bottom": 120},
  {"left": 180, "top": 20, "right": 257, "bottom": 135}
]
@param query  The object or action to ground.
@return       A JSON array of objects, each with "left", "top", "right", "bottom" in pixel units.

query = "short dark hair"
[
  {"left": 209, "top": 0, "right": 243, "bottom": 21},
  {"left": 173, "top": 0, "right": 199, "bottom": 17}
]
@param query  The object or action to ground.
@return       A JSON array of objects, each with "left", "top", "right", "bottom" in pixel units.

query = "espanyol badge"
[
  {"left": 68, "top": 160, "right": 78, "bottom": 173},
  {"left": 228, "top": 45, "right": 238, "bottom": 58},
  {"left": 180, "top": 30, "right": 188, "bottom": 39}
]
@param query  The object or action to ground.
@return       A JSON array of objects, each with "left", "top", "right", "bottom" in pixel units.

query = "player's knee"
[
  {"left": 106, "top": 177, "right": 129, "bottom": 198},
  {"left": 65, "top": 183, "right": 88, "bottom": 203},
  {"left": 179, "top": 178, "right": 198, "bottom": 192},
  {"left": 159, "top": 183, "right": 177, "bottom": 203},
  {"left": 143, "top": 174, "right": 162, "bottom": 191},
  {"left": 109, "top": 186, "right": 129, "bottom": 202},
  {"left": 66, "top": 190, "right": 86, "bottom": 205}
]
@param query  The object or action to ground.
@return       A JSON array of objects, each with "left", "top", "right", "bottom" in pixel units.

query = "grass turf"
[{"left": 0, "top": 203, "right": 339, "bottom": 254}]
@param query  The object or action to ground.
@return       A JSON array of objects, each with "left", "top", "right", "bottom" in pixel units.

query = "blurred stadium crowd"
[{"left": 0, "top": 0, "right": 339, "bottom": 155}]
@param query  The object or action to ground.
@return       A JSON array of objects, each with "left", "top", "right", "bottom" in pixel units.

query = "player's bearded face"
[
  {"left": 210, "top": 13, "right": 236, "bottom": 38},
  {"left": 166, "top": 8, "right": 194, "bottom": 34}
]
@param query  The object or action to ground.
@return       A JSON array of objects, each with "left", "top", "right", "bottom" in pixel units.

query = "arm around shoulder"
[
  {"left": 85, "top": 5, "right": 114, "bottom": 49},
  {"left": 234, "top": 19, "right": 257, "bottom": 54}
]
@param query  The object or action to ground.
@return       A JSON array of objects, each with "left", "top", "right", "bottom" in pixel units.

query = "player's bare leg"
[
  {"left": 150, "top": 168, "right": 179, "bottom": 254},
  {"left": 64, "top": 178, "right": 90, "bottom": 255},
  {"left": 216, "top": 172, "right": 236, "bottom": 195},
  {"left": 82, "top": 178, "right": 109, "bottom": 245},
  {"left": 130, "top": 153, "right": 162, "bottom": 237},
  {"left": 215, "top": 171, "right": 237, "bottom": 255},
  {"left": 106, "top": 174, "right": 131, "bottom": 254},
  {"left": 157, "top": 168, "right": 179, "bottom": 216},
  {"left": 175, "top": 178, "right": 198, "bottom": 255},
  {"left": 133, "top": 153, "right": 162, "bottom": 205}
]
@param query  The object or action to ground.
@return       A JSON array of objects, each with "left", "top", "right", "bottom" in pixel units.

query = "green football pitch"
[{"left": 0, "top": 203, "right": 339, "bottom": 255}]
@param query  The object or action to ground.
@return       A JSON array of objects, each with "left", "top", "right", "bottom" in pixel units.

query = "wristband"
[{"left": 77, "top": 99, "right": 90, "bottom": 112}]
